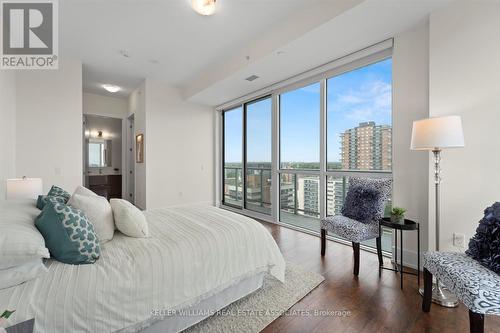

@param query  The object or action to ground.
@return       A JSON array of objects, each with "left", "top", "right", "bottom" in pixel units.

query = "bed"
[{"left": 0, "top": 204, "right": 286, "bottom": 332}]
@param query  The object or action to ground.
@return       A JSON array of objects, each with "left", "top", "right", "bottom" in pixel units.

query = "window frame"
[
  {"left": 243, "top": 95, "right": 273, "bottom": 215},
  {"left": 221, "top": 106, "right": 243, "bottom": 210},
  {"left": 218, "top": 44, "right": 393, "bottom": 254}
]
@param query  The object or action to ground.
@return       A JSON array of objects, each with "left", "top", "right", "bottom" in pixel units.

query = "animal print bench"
[{"left": 422, "top": 251, "right": 500, "bottom": 333}]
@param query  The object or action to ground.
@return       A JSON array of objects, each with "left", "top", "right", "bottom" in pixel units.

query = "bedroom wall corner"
[
  {"left": 144, "top": 78, "right": 215, "bottom": 209},
  {"left": 0, "top": 71, "right": 17, "bottom": 202},
  {"left": 15, "top": 57, "right": 83, "bottom": 194},
  {"left": 392, "top": 20, "right": 430, "bottom": 269}
]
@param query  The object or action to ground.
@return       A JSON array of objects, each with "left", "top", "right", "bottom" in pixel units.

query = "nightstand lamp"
[{"left": 6, "top": 177, "right": 43, "bottom": 200}]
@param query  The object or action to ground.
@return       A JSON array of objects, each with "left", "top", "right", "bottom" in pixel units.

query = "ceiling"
[
  {"left": 61, "top": 0, "right": 324, "bottom": 97},
  {"left": 61, "top": 0, "right": 452, "bottom": 103}
]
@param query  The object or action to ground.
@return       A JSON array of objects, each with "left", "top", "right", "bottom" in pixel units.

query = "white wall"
[
  {"left": 145, "top": 79, "right": 214, "bottom": 209},
  {"left": 128, "top": 83, "right": 146, "bottom": 209},
  {"left": 83, "top": 92, "right": 128, "bottom": 119},
  {"left": 392, "top": 20, "right": 430, "bottom": 268},
  {"left": 15, "top": 58, "right": 83, "bottom": 193},
  {"left": 0, "top": 72, "right": 17, "bottom": 201},
  {"left": 428, "top": 0, "right": 500, "bottom": 251}
]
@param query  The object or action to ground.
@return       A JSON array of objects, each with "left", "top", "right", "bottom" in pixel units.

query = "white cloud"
[{"left": 330, "top": 80, "right": 392, "bottom": 122}]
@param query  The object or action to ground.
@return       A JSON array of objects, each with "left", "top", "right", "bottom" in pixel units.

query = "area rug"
[{"left": 184, "top": 263, "right": 324, "bottom": 333}]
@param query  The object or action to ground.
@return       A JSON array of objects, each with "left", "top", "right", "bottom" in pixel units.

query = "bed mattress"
[{"left": 0, "top": 205, "right": 285, "bottom": 332}]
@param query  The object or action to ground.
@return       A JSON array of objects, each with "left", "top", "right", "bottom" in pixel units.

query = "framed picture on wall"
[{"left": 136, "top": 134, "right": 144, "bottom": 163}]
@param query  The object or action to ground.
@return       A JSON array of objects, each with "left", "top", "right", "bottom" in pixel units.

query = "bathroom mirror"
[{"left": 88, "top": 139, "right": 112, "bottom": 167}]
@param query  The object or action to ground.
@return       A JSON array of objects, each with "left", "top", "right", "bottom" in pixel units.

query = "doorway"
[{"left": 126, "top": 115, "right": 135, "bottom": 204}]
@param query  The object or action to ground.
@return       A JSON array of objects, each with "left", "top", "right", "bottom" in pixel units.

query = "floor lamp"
[{"left": 411, "top": 115, "right": 464, "bottom": 308}]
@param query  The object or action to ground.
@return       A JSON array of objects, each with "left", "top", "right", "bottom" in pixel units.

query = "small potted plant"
[
  {"left": 0, "top": 310, "right": 15, "bottom": 333},
  {"left": 391, "top": 207, "right": 406, "bottom": 224}
]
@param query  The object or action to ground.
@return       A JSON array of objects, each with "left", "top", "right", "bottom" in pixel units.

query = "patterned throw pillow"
[
  {"left": 341, "top": 185, "right": 383, "bottom": 224},
  {"left": 47, "top": 185, "right": 71, "bottom": 202},
  {"left": 35, "top": 202, "right": 100, "bottom": 264},
  {"left": 36, "top": 195, "right": 67, "bottom": 210},
  {"left": 466, "top": 202, "right": 500, "bottom": 274}
]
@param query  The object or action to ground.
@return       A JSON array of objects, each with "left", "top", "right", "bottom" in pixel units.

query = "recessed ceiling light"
[
  {"left": 245, "top": 75, "right": 259, "bottom": 82},
  {"left": 191, "top": 0, "right": 216, "bottom": 16},
  {"left": 102, "top": 84, "right": 121, "bottom": 93}
]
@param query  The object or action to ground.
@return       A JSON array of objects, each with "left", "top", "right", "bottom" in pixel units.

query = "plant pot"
[{"left": 391, "top": 215, "right": 404, "bottom": 224}]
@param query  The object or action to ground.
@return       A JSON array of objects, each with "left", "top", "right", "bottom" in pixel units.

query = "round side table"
[{"left": 379, "top": 217, "right": 420, "bottom": 290}]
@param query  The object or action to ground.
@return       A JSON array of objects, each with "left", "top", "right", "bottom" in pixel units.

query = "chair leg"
[
  {"left": 320, "top": 229, "right": 326, "bottom": 256},
  {"left": 352, "top": 242, "right": 360, "bottom": 276},
  {"left": 469, "top": 310, "right": 484, "bottom": 333},
  {"left": 422, "top": 268, "right": 433, "bottom": 312},
  {"left": 376, "top": 236, "right": 383, "bottom": 267}
]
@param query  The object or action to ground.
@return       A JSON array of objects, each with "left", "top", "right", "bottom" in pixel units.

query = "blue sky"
[{"left": 224, "top": 58, "right": 392, "bottom": 164}]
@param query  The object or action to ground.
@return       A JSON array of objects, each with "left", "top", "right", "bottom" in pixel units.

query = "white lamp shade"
[
  {"left": 6, "top": 178, "right": 43, "bottom": 200},
  {"left": 411, "top": 116, "right": 465, "bottom": 150}
]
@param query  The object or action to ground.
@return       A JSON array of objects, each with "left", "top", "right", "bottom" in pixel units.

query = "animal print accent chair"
[{"left": 320, "top": 177, "right": 392, "bottom": 242}]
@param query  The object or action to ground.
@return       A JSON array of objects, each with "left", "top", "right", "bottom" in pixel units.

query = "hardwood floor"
[{"left": 258, "top": 221, "right": 500, "bottom": 333}]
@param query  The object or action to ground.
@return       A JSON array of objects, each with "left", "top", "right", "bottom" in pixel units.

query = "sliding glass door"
[{"left": 222, "top": 97, "right": 273, "bottom": 215}]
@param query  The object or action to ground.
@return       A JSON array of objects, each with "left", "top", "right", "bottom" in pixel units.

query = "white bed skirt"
[{"left": 135, "top": 272, "right": 264, "bottom": 333}]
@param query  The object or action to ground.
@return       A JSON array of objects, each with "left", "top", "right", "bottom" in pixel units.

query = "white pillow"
[
  {"left": 110, "top": 199, "right": 149, "bottom": 238},
  {"left": 0, "top": 200, "right": 50, "bottom": 269},
  {"left": 67, "top": 194, "right": 114, "bottom": 243},
  {"left": 72, "top": 185, "right": 98, "bottom": 197},
  {"left": 0, "top": 259, "right": 48, "bottom": 289}
]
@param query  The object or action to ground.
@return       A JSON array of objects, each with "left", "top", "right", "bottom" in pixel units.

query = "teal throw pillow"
[
  {"left": 47, "top": 185, "right": 71, "bottom": 202},
  {"left": 36, "top": 195, "right": 67, "bottom": 210},
  {"left": 35, "top": 202, "right": 100, "bottom": 264}
]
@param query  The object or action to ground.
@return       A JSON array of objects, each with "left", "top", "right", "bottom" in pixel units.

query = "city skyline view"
[{"left": 224, "top": 58, "right": 392, "bottom": 166}]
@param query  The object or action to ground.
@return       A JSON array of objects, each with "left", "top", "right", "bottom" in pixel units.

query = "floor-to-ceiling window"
[
  {"left": 221, "top": 52, "right": 393, "bottom": 253},
  {"left": 325, "top": 58, "right": 393, "bottom": 252},
  {"left": 279, "top": 83, "right": 321, "bottom": 232}
]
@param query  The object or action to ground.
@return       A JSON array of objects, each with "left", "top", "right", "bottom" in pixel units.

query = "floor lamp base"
[{"left": 419, "top": 281, "right": 459, "bottom": 308}]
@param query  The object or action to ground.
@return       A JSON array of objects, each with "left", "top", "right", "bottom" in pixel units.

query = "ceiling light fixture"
[
  {"left": 191, "top": 0, "right": 216, "bottom": 16},
  {"left": 102, "top": 84, "right": 121, "bottom": 93}
]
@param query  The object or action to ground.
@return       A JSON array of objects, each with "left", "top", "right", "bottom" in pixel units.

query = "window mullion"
[
  {"left": 319, "top": 79, "right": 327, "bottom": 220},
  {"left": 271, "top": 94, "right": 279, "bottom": 221}
]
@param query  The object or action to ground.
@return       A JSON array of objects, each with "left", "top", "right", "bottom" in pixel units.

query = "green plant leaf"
[
  {"left": 391, "top": 207, "right": 406, "bottom": 217},
  {"left": 0, "top": 310, "right": 15, "bottom": 319}
]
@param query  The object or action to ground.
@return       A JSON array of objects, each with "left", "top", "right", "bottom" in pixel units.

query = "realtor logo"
[{"left": 1, "top": 0, "right": 58, "bottom": 69}]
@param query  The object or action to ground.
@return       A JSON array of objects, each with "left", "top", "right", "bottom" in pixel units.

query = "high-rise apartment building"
[
  {"left": 326, "top": 177, "right": 346, "bottom": 216},
  {"left": 297, "top": 177, "right": 319, "bottom": 216},
  {"left": 340, "top": 121, "right": 392, "bottom": 170}
]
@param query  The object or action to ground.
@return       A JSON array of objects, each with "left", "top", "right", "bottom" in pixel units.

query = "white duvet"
[{"left": 0, "top": 205, "right": 285, "bottom": 332}]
